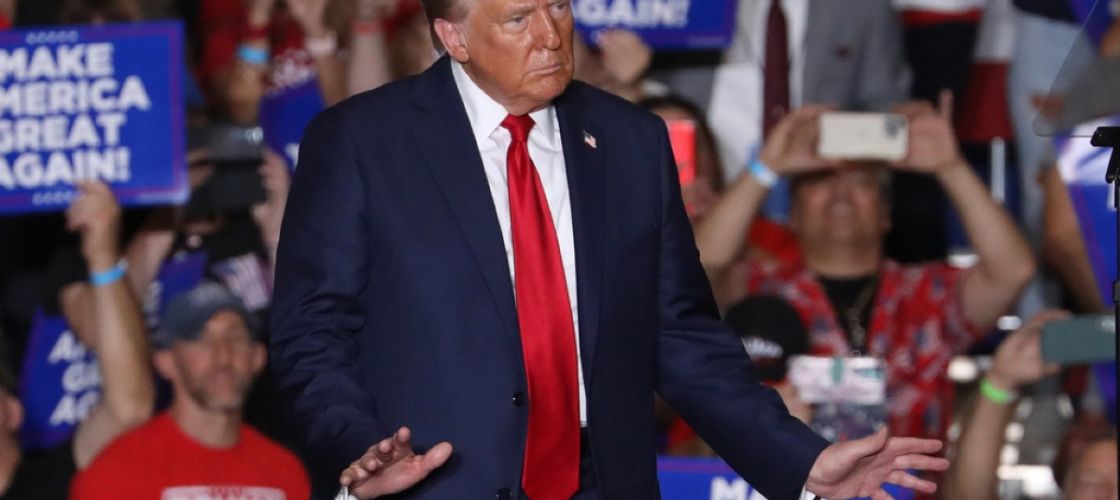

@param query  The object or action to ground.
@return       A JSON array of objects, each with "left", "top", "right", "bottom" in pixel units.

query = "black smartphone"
[
  {"left": 184, "top": 125, "right": 267, "bottom": 217},
  {"left": 1041, "top": 315, "right": 1115, "bottom": 364}
]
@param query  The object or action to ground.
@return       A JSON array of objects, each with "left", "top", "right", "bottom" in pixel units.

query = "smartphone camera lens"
[{"left": 884, "top": 115, "right": 905, "bottom": 137}]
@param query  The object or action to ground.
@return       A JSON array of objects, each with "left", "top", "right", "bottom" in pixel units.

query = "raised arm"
[
  {"left": 347, "top": 0, "right": 396, "bottom": 95},
  {"left": 210, "top": 0, "right": 274, "bottom": 124},
  {"left": 251, "top": 148, "right": 291, "bottom": 274},
  {"left": 289, "top": 0, "right": 348, "bottom": 106},
  {"left": 894, "top": 93, "right": 1035, "bottom": 330},
  {"left": 122, "top": 209, "right": 176, "bottom": 303},
  {"left": 655, "top": 115, "right": 948, "bottom": 500},
  {"left": 942, "top": 311, "right": 1065, "bottom": 500},
  {"left": 63, "top": 182, "right": 153, "bottom": 469},
  {"left": 694, "top": 105, "right": 836, "bottom": 275}
]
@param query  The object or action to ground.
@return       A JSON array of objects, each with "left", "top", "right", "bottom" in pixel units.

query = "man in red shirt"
[
  {"left": 695, "top": 97, "right": 1036, "bottom": 443},
  {"left": 72, "top": 283, "right": 449, "bottom": 499}
]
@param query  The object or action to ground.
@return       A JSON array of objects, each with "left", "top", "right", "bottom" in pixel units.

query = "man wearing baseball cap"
[{"left": 72, "top": 283, "right": 449, "bottom": 499}]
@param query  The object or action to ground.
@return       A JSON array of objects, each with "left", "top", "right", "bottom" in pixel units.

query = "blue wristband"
[
  {"left": 237, "top": 44, "right": 269, "bottom": 66},
  {"left": 749, "top": 157, "right": 778, "bottom": 188},
  {"left": 90, "top": 259, "right": 127, "bottom": 287}
]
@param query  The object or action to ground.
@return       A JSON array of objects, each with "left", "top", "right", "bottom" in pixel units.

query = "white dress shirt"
[
  {"left": 709, "top": 0, "right": 809, "bottom": 182},
  {"left": 451, "top": 61, "right": 588, "bottom": 426}
]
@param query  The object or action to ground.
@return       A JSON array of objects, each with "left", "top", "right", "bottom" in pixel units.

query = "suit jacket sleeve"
[
  {"left": 855, "top": 0, "right": 911, "bottom": 110},
  {"left": 651, "top": 119, "right": 829, "bottom": 500},
  {"left": 269, "top": 107, "right": 381, "bottom": 483}
]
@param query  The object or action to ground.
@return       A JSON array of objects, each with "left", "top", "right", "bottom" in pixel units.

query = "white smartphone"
[{"left": 818, "top": 112, "right": 908, "bottom": 161}]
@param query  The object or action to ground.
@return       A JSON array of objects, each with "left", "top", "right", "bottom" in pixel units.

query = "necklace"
[{"left": 844, "top": 277, "right": 878, "bottom": 350}]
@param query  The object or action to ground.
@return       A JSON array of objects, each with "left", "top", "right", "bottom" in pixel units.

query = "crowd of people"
[{"left": 0, "top": 0, "right": 1116, "bottom": 498}]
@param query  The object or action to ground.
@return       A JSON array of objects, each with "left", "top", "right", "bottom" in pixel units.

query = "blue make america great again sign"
[
  {"left": 573, "top": 0, "right": 738, "bottom": 49},
  {"left": 0, "top": 21, "right": 187, "bottom": 215}
]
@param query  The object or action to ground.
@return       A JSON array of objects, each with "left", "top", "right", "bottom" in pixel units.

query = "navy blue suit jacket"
[{"left": 270, "top": 57, "right": 829, "bottom": 499}]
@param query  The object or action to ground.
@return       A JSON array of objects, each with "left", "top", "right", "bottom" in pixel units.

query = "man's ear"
[
  {"left": 250, "top": 343, "right": 266, "bottom": 377},
  {"left": 434, "top": 18, "right": 470, "bottom": 63},
  {"left": 153, "top": 350, "right": 177, "bottom": 383}
]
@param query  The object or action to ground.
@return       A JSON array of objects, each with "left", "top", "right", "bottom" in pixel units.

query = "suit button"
[
  {"left": 512, "top": 392, "right": 526, "bottom": 407},
  {"left": 496, "top": 488, "right": 512, "bottom": 499}
]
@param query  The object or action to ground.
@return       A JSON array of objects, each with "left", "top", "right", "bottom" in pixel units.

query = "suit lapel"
[
  {"left": 409, "top": 60, "right": 608, "bottom": 386},
  {"left": 409, "top": 57, "right": 522, "bottom": 352},
  {"left": 556, "top": 88, "right": 606, "bottom": 385}
]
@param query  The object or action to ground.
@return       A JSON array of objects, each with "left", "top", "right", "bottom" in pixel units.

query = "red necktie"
[
  {"left": 502, "top": 114, "right": 580, "bottom": 500},
  {"left": 763, "top": 0, "right": 790, "bottom": 139}
]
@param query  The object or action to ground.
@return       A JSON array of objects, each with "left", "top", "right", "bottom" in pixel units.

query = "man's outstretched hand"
[
  {"left": 339, "top": 427, "right": 453, "bottom": 499},
  {"left": 805, "top": 428, "right": 950, "bottom": 500}
]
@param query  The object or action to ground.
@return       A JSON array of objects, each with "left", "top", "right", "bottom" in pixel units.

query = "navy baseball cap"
[{"left": 154, "top": 282, "right": 259, "bottom": 348}]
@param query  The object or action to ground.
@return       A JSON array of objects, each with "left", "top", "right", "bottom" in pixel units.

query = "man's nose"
[
  {"left": 211, "top": 340, "right": 234, "bottom": 366},
  {"left": 532, "top": 9, "right": 562, "bottom": 50},
  {"left": 829, "top": 176, "right": 855, "bottom": 198}
]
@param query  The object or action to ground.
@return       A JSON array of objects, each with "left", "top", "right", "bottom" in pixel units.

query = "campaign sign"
[
  {"left": 1055, "top": 116, "right": 1119, "bottom": 306},
  {"left": 259, "top": 68, "right": 325, "bottom": 171},
  {"left": 657, "top": 457, "right": 913, "bottom": 500},
  {"left": 573, "top": 0, "right": 738, "bottom": 49},
  {"left": 0, "top": 22, "right": 187, "bottom": 215},
  {"left": 1069, "top": 0, "right": 1114, "bottom": 46},
  {"left": 142, "top": 251, "right": 208, "bottom": 330},
  {"left": 659, "top": 458, "right": 763, "bottom": 499},
  {"left": 18, "top": 309, "right": 101, "bottom": 451}
]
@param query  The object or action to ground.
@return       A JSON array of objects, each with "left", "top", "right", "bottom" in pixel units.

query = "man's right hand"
[
  {"left": 757, "top": 104, "right": 839, "bottom": 176},
  {"left": 340, "top": 427, "right": 453, "bottom": 499}
]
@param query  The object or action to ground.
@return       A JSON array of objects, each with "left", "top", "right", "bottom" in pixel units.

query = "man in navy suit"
[{"left": 269, "top": 0, "right": 950, "bottom": 498}]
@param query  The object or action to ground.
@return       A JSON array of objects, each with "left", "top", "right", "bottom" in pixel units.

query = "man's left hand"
[
  {"left": 66, "top": 181, "right": 122, "bottom": 273},
  {"left": 892, "top": 90, "right": 966, "bottom": 174},
  {"left": 805, "top": 428, "right": 950, "bottom": 500},
  {"left": 340, "top": 427, "right": 453, "bottom": 499}
]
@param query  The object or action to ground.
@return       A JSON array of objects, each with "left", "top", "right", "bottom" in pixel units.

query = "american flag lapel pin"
[{"left": 583, "top": 130, "right": 597, "bottom": 149}]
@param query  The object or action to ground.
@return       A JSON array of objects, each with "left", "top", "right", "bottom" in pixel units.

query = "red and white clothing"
[
  {"left": 197, "top": 1, "right": 318, "bottom": 97},
  {"left": 71, "top": 412, "right": 309, "bottom": 500},
  {"left": 745, "top": 259, "right": 983, "bottom": 441}
]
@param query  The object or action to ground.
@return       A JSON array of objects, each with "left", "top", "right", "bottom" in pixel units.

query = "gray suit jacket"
[{"left": 655, "top": 0, "right": 911, "bottom": 112}]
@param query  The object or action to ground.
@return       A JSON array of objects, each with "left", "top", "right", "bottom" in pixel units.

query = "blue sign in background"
[
  {"left": 0, "top": 22, "right": 186, "bottom": 214},
  {"left": 143, "top": 251, "right": 208, "bottom": 329},
  {"left": 259, "top": 78, "right": 324, "bottom": 171},
  {"left": 1055, "top": 118, "right": 1118, "bottom": 429},
  {"left": 1069, "top": 181, "right": 1117, "bottom": 304},
  {"left": 657, "top": 457, "right": 913, "bottom": 500},
  {"left": 19, "top": 309, "right": 101, "bottom": 451},
  {"left": 573, "top": 0, "right": 738, "bottom": 49},
  {"left": 1055, "top": 117, "right": 1118, "bottom": 306},
  {"left": 1070, "top": 0, "right": 1114, "bottom": 46}
]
